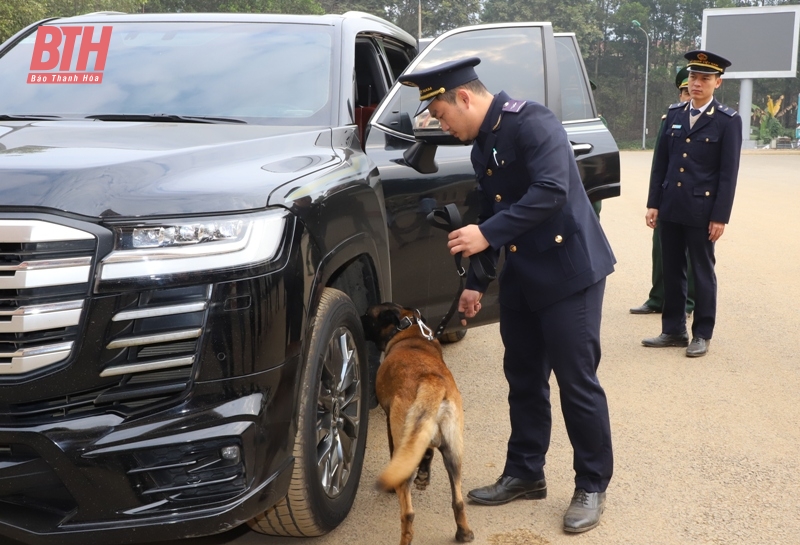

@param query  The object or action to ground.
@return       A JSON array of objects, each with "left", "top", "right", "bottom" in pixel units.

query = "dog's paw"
[
  {"left": 456, "top": 528, "right": 475, "bottom": 542},
  {"left": 414, "top": 471, "right": 430, "bottom": 490}
]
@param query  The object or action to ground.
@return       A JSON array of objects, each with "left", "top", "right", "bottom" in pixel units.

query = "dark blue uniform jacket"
[
  {"left": 466, "top": 91, "right": 615, "bottom": 311},
  {"left": 647, "top": 98, "right": 742, "bottom": 226}
]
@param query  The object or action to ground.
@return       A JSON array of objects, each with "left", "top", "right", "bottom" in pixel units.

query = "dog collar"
[{"left": 395, "top": 311, "right": 435, "bottom": 342}]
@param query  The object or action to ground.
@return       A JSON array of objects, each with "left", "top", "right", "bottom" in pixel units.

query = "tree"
[
  {"left": 0, "top": 0, "right": 46, "bottom": 43},
  {"left": 145, "top": 0, "right": 323, "bottom": 14},
  {"left": 482, "top": 0, "right": 602, "bottom": 49},
  {"left": 44, "top": 0, "right": 147, "bottom": 17}
]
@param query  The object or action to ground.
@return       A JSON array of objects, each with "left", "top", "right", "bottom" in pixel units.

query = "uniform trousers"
[
  {"left": 659, "top": 219, "right": 716, "bottom": 339},
  {"left": 499, "top": 278, "right": 613, "bottom": 493},
  {"left": 646, "top": 220, "right": 695, "bottom": 313}
]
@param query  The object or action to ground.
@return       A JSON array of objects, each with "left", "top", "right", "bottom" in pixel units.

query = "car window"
[
  {"left": 354, "top": 39, "right": 388, "bottom": 107},
  {"left": 0, "top": 22, "right": 334, "bottom": 125},
  {"left": 554, "top": 35, "right": 595, "bottom": 121},
  {"left": 376, "top": 26, "right": 545, "bottom": 135},
  {"left": 382, "top": 42, "right": 413, "bottom": 81}
]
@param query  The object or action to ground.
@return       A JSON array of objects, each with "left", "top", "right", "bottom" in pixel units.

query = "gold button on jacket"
[
  {"left": 495, "top": 194, "right": 502, "bottom": 202},
  {"left": 705, "top": 191, "right": 710, "bottom": 196},
  {"left": 486, "top": 169, "right": 493, "bottom": 176},
  {"left": 679, "top": 167, "right": 684, "bottom": 172},
  {"left": 686, "top": 137, "right": 691, "bottom": 143},
  {"left": 677, "top": 182, "right": 682, "bottom": 187},
  {"left": 509, "top": 245, "right": 517, "bottom": 252},
  {"left": 555, "top": 235, "right": 563, "bottom": 243}
]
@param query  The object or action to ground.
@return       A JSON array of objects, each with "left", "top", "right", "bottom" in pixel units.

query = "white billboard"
[{"left": 702, "top": 6, "right": 800, "bottom": 79}]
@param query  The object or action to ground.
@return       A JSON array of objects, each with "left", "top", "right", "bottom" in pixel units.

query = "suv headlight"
[{"left": 99, "top": 210, "right": 286, "bottom": 281}]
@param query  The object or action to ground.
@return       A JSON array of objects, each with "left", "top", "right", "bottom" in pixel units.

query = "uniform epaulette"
[
  {"left": 717, "top": 104, "right": 738, "bottom": 117},
  {"left": 668, "top": 102, "right": 685, "bottom": 110},
  {"left": 501, "top": 99, "right": 526, "bottom": 113},
  {"left": 661, "top": 114, "right": 667, "bottom": 120}
]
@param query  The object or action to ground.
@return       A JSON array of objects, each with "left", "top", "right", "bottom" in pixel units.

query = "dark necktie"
[{"left": 690, "top": 108, "right": 701, "bottom": 116}]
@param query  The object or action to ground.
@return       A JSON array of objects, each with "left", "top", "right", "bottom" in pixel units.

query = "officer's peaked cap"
[
  {"left": 684, "top": 50, "right": 731, "bottom": 74},
  {"left": 675, "top": 66, "right": 689, "bottom": 89},
  {"left": 398, "top": 57, "right": 481, "bottom": 116}
]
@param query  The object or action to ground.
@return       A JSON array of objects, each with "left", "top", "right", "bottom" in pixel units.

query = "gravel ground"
[{"left": 146, "top": 150, "right": 800, "bottom": 545}]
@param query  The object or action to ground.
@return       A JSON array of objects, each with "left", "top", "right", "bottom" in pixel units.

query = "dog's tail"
[{"left": 378, "top": 382, "right": 446, "bottom": 491}]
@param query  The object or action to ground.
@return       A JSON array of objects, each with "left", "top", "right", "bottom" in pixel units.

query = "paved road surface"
[{"left": 59, "top": 151, "right": 800, "bottom": 545}]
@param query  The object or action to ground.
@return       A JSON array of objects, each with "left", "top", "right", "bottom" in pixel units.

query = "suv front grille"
[
  {"left": 0, "top": 280, "right": 211, "bottom": 422},
  {"left": 102, "top": 284, "right": 210, "bottom": 380},
  {"left": 0, "top": 220, "right": 95, "bottom": 377}
]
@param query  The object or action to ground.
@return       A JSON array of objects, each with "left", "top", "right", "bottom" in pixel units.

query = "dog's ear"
[{"left": 378, "top": 307, "right": 401, "bottom": 327}]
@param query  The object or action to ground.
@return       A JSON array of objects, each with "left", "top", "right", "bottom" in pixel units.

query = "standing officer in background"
[
  {"left": 642, "top": 50, "right": 742, "bottom": 357},
  {"left": 399, "top": 57, "right": 616, "bottom": 534},
  {"left": 630, "top": 67, "right": 696, "bottom": 316}
]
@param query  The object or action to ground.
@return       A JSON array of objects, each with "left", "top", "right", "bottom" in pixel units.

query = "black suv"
[{"left": 0, "top": 12, "right": 619, "bottom": 544}]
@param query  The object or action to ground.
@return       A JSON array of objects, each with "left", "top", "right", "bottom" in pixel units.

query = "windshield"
[{"left": 0, "top": 21, "right": 334, "bottom": 125}]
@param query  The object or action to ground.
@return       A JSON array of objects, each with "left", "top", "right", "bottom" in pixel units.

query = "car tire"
[
  {"left": 439, "top": 328, "right": 467, "bottom": 343},
  {"left": 249, "top": 288, "right": 369, "bottom": 537}
]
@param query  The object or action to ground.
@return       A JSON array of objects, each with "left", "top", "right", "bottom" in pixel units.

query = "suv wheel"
[{"left": 249, "top": 288, "right": 368, "bottom": 537}]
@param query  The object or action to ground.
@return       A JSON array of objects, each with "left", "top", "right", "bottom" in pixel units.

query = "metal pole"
[
  {"left": 643, "top": 33, "right": 649, "bottom": 149},
  {"left": 739, "top": 78, "right": 754, "bottom": 149},
  {"left": 632, "top": 21, "right": 649, "bottom": 150},
  {"left": 418, "top": 0, "right": 422, "bottom": 40}
]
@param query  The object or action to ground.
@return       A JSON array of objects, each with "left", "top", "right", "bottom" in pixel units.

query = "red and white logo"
[{"left": 28, "top": 26, "right": 112, "bottom": 84}]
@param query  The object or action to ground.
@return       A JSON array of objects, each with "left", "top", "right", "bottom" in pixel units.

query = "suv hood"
[{"left": 0, "top": 121, "right": 341, "bottom": 218}]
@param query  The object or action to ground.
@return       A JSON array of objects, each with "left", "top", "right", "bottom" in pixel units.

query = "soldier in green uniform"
[{"left": 630, "top": 67, "right": 695, "bottom": 316}]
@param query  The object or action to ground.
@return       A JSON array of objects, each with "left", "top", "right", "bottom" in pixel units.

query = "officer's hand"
[
  {"left": 646, "top": 208, "right": 659, "bottom": 229},
  {"left": 458, "top": 289, "right": 483, "bottom": 326},
  {"left": 448, "top": 225, "right": 490, "bottom": 257},
  {"left": 709, "top": 221, "right": 725, "bottom": 242}
]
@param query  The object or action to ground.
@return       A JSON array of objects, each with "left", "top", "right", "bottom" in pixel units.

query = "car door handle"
[{"left": 571, "top": 142, "right": 593, "bottom": 157}]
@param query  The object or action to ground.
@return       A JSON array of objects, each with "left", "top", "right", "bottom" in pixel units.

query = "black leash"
[{"left": 426, "top": 204, "right": 496, "bottom": 339}]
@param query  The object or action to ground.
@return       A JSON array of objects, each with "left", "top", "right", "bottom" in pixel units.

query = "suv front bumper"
[{"left": 0, "top": 368, "right": 297, "bottom": 545}]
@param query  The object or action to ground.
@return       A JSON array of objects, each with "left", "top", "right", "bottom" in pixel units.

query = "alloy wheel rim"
[{"left": 315, "top": 325, "right": 361, "bottom": 498}]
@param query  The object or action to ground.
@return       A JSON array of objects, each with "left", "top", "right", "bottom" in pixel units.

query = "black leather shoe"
[
  {"left": 641, "top": 332, "right": 689, "bottom": 347},
  {"left": 467, "top": 475, "right": 547, "bottom": 505},
  {"left": 563, "top": 489, "right": 606, "bottom": 533},
  {"left": 629, "top": 304, "right": 659, "bottom": 314},
  {"left": 686, "top": 337, "right": 710, "bottom": 357}
]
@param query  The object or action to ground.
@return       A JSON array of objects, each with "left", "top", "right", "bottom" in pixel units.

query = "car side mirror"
[
  {"left": 402, "top": 141, "right": 439, "bottom": 174},
  {"left": 411, "top": 113, "right": 467, "bottom": 146},
  {"left": 412, "top": 128, "right": 464, "bottom": 146}
]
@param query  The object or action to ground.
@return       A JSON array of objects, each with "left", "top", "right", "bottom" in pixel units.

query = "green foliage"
[
  {"left": 482, "top": 0, "right": 602, "bottom": 48},
  {"left": 381, "top": 0, "right": 480, "bottom": 38},
  {"left": 42, "top": 0, "right": 146, "bottom": 17},
  {"left": 145, "top": 0, "right": 323, "bottom": 14},
  {"left": 0, "top": 0, "right": 45, "bottom": 43},
  {"left": 759, "top": 116, "right": 784, "bottom": 143}
]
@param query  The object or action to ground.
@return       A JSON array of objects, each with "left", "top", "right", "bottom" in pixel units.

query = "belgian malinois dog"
[{"left": 361, "top": 303, "right": 473, "bottom": 545}]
